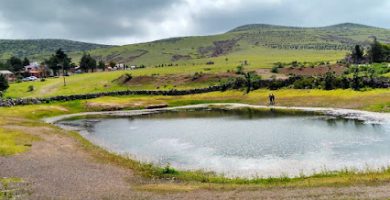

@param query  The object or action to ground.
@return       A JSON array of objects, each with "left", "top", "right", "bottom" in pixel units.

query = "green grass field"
[{"left": 5, "top": 47, "right": 345, "bottom": 98}]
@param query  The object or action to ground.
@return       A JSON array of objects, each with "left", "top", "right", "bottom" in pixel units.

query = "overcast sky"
[{"left": 0, "top": 0, "right": 389, "bottom": 45}]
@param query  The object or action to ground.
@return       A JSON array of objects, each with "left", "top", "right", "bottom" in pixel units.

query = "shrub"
[
  {"left": 293, "top": 77, "right": 315, "bottom": 89},
  {"left": 291, "top": 61, "right": 299, "bottom": 67},
  {"left": 351, "top": 67, "right": 362, "bottom": 90},
  {"left": 27, "top": 85, "right": 34, "bottom": 92},
  {"left": 271, "top": 66, "right": 279, "bottom": 73},
  {"left": 161, "top": 164, "right": 178, "bottom": 175},
  {"left": 323, "top": 72, "right": 336, "bottom": 90},
  {"left": 236, "top": 65, "right": 244, "bottom": 75},
  {"left": 192, "top": 72, "right": 203, "bottom": 81}
]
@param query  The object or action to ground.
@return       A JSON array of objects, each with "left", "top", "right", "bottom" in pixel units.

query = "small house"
[{"left": 24, "top": 62, "right": 42, "bottom": 77}]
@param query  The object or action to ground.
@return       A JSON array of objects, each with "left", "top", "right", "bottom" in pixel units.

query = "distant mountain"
[
  {"left": 229, "top": 23, "right": 382, "bottom": 32},
  {"left": 0, "top": 39, "right": 113, "bottom": 60},
  {"left": 224, "top": 22, "right": 390, "bottom": 50}
]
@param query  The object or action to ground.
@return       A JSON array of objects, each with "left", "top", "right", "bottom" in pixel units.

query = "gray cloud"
[{"left": 0, "top": 0, "right": 389, "bottom": 45}]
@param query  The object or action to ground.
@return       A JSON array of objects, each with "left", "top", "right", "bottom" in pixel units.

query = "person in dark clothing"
[{"left": 268, "top": 94, "right": 276, "bottom": 105}]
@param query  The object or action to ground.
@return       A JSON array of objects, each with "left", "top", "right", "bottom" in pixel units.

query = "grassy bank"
[
  {"left": 0, "top": 89, "right": 390, "bottom": 189},
  {"left": 85, "top": 89, "right": 390, "bottom": 112}
]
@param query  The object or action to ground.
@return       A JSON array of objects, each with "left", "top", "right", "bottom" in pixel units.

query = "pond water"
[{"left": 61, "top": 109, "right": 390, "bottom": 178}]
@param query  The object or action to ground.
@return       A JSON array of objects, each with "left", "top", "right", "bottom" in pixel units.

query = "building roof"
[{"left": 0, "top": 70, "right": 13, "bottom": 75}]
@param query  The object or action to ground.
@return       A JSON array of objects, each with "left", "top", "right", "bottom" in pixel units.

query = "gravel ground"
[{"left": 2, "top": 123, "right": 390, "bottom": 199}]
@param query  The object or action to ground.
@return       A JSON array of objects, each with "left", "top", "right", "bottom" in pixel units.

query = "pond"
[{"left": 59, "top": 108, "right": 390, "bottom": 178}]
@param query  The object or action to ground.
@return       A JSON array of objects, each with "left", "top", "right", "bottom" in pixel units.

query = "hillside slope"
[
  {"left": 0, "top": 39, "right": 113, "bottom": 60},
  {"left": 67, "top": 23, "right": 390, "bottom": 67},
  {"left": 2, "top": 23, "right": 389, "bottom": 68}
]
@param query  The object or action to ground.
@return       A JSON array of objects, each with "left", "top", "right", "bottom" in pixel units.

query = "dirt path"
[
  {"left": 0, "top": 126, "right": 150, "bottom": 199},
  {"left": 2, "top": 114, "right": 390, "bottom": 199}
]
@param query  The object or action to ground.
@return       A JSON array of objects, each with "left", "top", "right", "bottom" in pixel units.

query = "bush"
[
  {"left": 236, "top": 65, "right": 244, "bottom": 75},
  {"left": 192, "top": 72, "right": 203, "bottom": 81},
  {"left": 27, "top": 85, "right": 34, "bottom": 92},
  {"left": 271, "top": 66, "right": 279, "bottom": 73},
  {"left": 161, "top": 164, "right": 178, "bottom": 175},
  {"left": 323, "top": 72, "right": 336, "bottom": 90},
  {"left": 293, "top": 77, "right": 315, "bottom": 89}
]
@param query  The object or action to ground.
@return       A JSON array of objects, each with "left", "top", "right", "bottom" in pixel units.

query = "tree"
[
  {"left": 45, "top": 49, "right": 72, "bottom": 77},
  {"left": 98, "top": 61, "right": 106, "bottom": 71},
  {"left": 89, "top": 57, "right": 97, "bottom": 72},
  {"left": 79, "top": 53, "right": 97, "bottom": 72},
  {"left": 351, "top": 67, "right": 362, "bottom": 90},
  {"left": 109, "top": 61, "right": 116, "bottom": 68},
  {"left": 0, "top": 62, "right": 6, "bottom": 70},
  {"left": 244, "top": 71, "right": 261, "bottom": 93},
  {"left": 55, "top": 48, "right": 72, "bottom": 73},
  {"left": 22, "top": 57, "right": 30, "bottom": 66},
  {"left": 368, "top": 37, "right": 384, "bottom": 63},
  {"left": 6, "top": 56, "right": 23, "bottom": 73},
  {"left": 323, "top": 72, "right": 336, "bottom": 90},
  {"left": 44, "top": 56, "right": 60, "bottom": 76},
  {"left": 0, "top": 74, "right": 9, "bottom": 93},
  {"left": 351, "top": 45, "right": 364, "bottom": 64}
]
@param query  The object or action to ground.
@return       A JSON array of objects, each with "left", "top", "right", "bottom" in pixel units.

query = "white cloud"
[{"left": 0, "top": 0, "right": 388, "bottom": 45}]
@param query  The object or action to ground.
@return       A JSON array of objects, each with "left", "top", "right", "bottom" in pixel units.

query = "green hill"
[
  {"left": 3, "top": 23, "right": 389, "bottom": 68},
  {"left": 0, "top": 39, "right": 113, "bottom": 60},
  {"left": 63, "top": 23, "right": 390, "bottom": 68}
]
